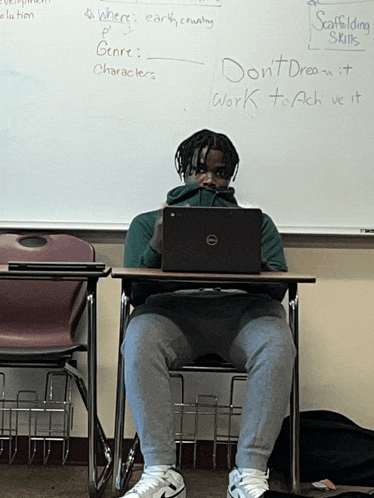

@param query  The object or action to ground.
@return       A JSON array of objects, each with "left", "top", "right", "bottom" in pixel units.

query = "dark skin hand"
[
  {"left": 150, "top": 202, "right": 190, "bottom": 255},
  {"left": 150, "top": 203, "right": 167, "bottom": 255}
]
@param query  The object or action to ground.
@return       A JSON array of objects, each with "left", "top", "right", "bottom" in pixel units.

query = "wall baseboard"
[{"left": 0, "top": 437, "right": 236, "bottom": 469}]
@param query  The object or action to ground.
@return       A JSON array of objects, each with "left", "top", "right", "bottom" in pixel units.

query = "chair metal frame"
[{"left": 170, "top": 356, "right": 248, "bottom": 470}]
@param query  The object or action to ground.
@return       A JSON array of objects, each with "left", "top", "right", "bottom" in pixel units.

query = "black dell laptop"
[{"left": 162, "top": 206, "right": 262, "bottom": 273}]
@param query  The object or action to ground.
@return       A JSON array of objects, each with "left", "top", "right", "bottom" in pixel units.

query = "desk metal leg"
[
  {"left": 87, "top": 279, "right": 113, "bottom": 498},
  {"left": 288, "top": 283, "right": 300, "bottom": 494},
  {"left": 112, "top": 284, "right": 133, "bottom": 496}
]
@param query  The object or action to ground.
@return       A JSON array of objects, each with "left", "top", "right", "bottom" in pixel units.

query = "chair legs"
[
  {"left": 115, "top": 368, "right": 300, "bottom": 495},
  {"left": 123, "top": 434, "right": 140, "bottom": 491},
  {"left": 0, "top": 361, "right": 112, "bottom": 489},
  {"left": 112, "top": 286, "right": 301, "bottom": 496},
  {"left": 65, "top": 362, "right": 113, "bottom": 497},
  {"left": 288, "top": 285, "right": 300, "bottom": 495},
  {"left": 113, "top": 365, "right": 300, "bottom": 497}
]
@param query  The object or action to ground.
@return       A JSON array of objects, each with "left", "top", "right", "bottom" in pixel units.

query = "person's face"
[{"left": 184, "top": 149, "right": 232, "bottom": 189}]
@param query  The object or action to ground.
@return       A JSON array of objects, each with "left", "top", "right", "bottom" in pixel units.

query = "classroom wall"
[
  {"left": 286, "top": 242, "right": 374, "bottom": 428},
  {"left": 2, "top": 234, "right": 374, "bottom": 440}
]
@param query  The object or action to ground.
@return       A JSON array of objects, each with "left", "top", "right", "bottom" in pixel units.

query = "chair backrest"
[{"left": 0, "top": 234, "right": 95, "bottom": 348}]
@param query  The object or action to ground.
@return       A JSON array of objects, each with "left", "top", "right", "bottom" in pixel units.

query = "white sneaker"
[
  {"left": 227, "top": 467, "right": 269, "bottom": 498},
  {"left": 122, "top": 466, "right": 186, "bottom": 498}
]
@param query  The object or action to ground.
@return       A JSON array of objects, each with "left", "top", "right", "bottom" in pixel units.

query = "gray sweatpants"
[{"left": 121, "top": 291, "right": 296, "bottom": 471}]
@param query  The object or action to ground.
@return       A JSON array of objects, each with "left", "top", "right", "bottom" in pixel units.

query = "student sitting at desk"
[{"left": 121, "top": 129, "right": 296, "bottom": 498}]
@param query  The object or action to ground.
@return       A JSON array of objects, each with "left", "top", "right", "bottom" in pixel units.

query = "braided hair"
[{"left": 175, "top": 129, "right": 240, "bottom": 181}]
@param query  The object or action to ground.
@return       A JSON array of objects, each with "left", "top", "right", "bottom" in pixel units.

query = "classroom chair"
[
  {"left": 112, "top": 269, "right": 303, "bottom": 496},
  {"left": 0, "top": 233, "right": 111, "bottom": 495}
]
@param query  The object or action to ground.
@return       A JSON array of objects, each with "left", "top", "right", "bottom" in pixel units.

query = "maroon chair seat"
[{"left": 0, "top": 233, "right": 93, "bottom": 352}]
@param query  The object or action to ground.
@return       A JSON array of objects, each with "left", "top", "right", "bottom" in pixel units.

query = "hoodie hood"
[{"left": 166, "top": 185, "right": 238, "bottom": 208}]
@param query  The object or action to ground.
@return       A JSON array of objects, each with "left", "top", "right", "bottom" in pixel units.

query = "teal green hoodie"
[{"left": 125, "top": 185, "right": 287, "bottom": 305}]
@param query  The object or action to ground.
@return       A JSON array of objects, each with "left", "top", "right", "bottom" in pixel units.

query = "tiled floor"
[{"left": 1, "top": 464, "right": 373, "bottom": 498}]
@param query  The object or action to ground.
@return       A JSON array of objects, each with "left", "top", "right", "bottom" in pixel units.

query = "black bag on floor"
[{"left": 269, "top": 410, "right": 374, "bottom": 485}]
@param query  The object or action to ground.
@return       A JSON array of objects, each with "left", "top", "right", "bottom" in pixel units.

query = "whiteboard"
[{"left": 1, "top": 0, "right": 374, "bottom": 234}]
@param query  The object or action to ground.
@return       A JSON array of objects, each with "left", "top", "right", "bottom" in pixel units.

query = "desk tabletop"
[
  {"left": 0, "top": 265, "right": 112, "bottom": 280},
  {"left": 111, "top": 267, "right": 316, "bottom": 284}
]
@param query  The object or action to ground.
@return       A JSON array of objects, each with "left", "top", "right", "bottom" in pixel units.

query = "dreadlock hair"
[{"left": 174, "top": 129, "right": 240, "bottom": 182}]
